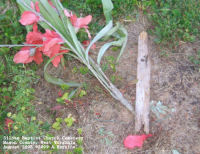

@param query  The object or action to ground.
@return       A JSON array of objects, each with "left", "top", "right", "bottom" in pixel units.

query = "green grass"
[
  {"left": 146, "top": 0, "right": 200, "bottom": 47},
  {"left": 62, "top": 0, "right": 137, "bottom": 32},
  {"left": 0, "top": 1, "right": 47, "bottom": 152},
  {"left": 62, "top": 0, "right": 136, "bottom": 18},
  {"left": 63, "top": 0, "right": 200, "bottom": 49}
]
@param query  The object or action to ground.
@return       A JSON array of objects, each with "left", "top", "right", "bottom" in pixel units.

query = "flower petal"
[
  {"left": 33, "top": 49, "right": 43, "bottom": 64},
  {"left": 50, "top": 48, "right": 69, "bottom": 67},
  {"left": 26, "top": 28, "right": 43, "bottom": 44},
  {"left": 43, "top": 38, "right": 61, "bottom": 56},
  {"left": 44, "top": 29, "right": 63, "bottom": 42},
  {"left": 19, "top": 11, "right": 39, "bottom": 25},
  {"left": 64, "top": 9, "right": 72, "bottom": 17},
  {"left": 35, "top": 1, "right": 40, "bottom": 12},
  {"left": 70, "top": 14, "right": 78, "bottom": 27},
  {"left": 124, "top": 134, "right": 152, "bottom": 149},
  {"left": 31, "top": 1, "right": 35, "bottom": 10},
  {"left": 84, "top": 27, "right": 92, "bottom": 39},
  {"left": 76, "top": 15, "right": 92, "bottom": 28},
  {"left": 13, "top": 47, "right": 33, "bottom": 64}
]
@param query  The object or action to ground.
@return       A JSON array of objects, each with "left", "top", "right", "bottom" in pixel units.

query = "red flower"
[
  {"left": 19, "top": 11, "right": 39, "bottom": 25},
  {"left": 70, "top": 14, "right": 92, "bottom": 29},
  {"left": 14, "top": 47, "right": 43, "bottom": 64},
  {"left": 14, "top": 24, "right": 44, "bottom": 64},
  {"left": 19, "top": 1, "right": 40, "bottom": 25},
  {"left": 4, "top": 118, "right": 14, "bottom": 133},
  {"left": 64, "top": 10, "right": 92, "bottom": 39},
  {"left": 43, "top": 29, "right": 68, "bottom": 67},
  {"left": 26, "top": 24, "right": 43, "bottom": 44},
  {"left": 14, "top": 47, "right": 34, "bottom": 64},
  {"left": 124, "top": 134, "right": 152, "bottom": 149}
]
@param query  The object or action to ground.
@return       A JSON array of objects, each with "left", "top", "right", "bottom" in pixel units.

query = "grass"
[
  {"left": 62, "top": 0, "right": 137, "bottom": 32},
  {"left": 0, "top": 1, "right": 46, "bottom": 152},
  {"left": 146, "top": 0, "right": 200, "bottom": 47},
  {"left": 63, "top": 0, "right": 200, "bottom": 51}
]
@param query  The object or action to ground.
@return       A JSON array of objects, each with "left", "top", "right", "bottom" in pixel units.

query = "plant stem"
[
  {"left": 88, "top": 58, "right": 134, "bottom": 113},
  {"left": 0, "top": 44, "right": 42, "bottom": 48}
]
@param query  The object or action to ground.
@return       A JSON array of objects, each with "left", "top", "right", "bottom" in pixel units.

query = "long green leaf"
[
  {"left": 102, "top": 23, "right": 120, "bottom": 41},
  {"left": 44, "top": 53, "right": 81, "bottom": 88},
  {"left": 39, "top": 0, "right": 64, "bottom": 32},
  {"left": 97, "top": 39, "right": 124, "bottom": 65},
  {"left": 116, "top": 26, "right": 128, "bottom": 62},
  {"left": 86, "top": 20, "right": 113, "bottom": 62},
  {"left": 101, "top": 0, "right": 114, "bottom": 23}
]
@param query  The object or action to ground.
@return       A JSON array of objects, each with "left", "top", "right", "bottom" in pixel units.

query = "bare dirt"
[{"left": 32, "top": 14, "right": 200, "bottom": 154}]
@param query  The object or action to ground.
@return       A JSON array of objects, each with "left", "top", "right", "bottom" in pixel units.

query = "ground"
[{"left": 32, "top": 14, "right": 200, "bottom": 154}]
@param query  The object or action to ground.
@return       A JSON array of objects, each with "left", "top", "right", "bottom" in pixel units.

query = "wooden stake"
[{"left": 135, "top": 31, "right": 150, "bottom": 133}]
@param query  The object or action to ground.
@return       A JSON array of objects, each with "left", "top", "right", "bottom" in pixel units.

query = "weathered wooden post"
[{"left": 135, "top": 31, "right": 150, "bottom": 133}]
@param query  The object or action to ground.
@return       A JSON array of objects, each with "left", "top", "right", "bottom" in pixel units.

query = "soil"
[{"left": 32, "top": 14, "right": 200, "bottom": 154}]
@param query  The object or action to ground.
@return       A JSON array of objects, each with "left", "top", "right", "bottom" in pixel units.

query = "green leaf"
[
  {"left": 102, "top": 23, "right": 120, "bottom": 41},
  {"left": 68, "top": 88, "right": 78, "bottom": 99},
  {"left": 44, "top": 53, "right": 81, "bottom": 88},
  {"left": 56, "top": 118, "right": 63, "bottom": 123},
  {"left": 77, "top": 138, "right": 83, "bottom": 145},
  {"left": 41, "top": 122, "right": 51, "bottom": 131},
  {"left": 116, "top": 26, "right": 128, "bottom": 62},
  {"left": 97, "top": 39, "right": 124, "bottom": 65},
  {"left": 73, "top": 146, "right": 83, "bottom": 154},
  {"left": 86, "top": 20, "right": 113, "bottom": 61},
  {"left": 61, "top": 92, "right": 70, "bottom": 100},
  {"left": 52, "top": 122, "right": 61, "bottom": 130},
  {"left": 39, "top": 0, "right": 64, "bottom": 32},
  {"left": 64, "top": 116, "right": 75, "bottom": 128},
  {"left": 79, "top": 90, "right": 87, "bottom": 98},
  {"left": 101, "top": 0, "right": 114, "bottom": 23},
  {"left": 77, "top": 128, "right": 82, "bottom": 135},
  {"left": 97, "top": 24, "right": 128, "bottom": 64}
]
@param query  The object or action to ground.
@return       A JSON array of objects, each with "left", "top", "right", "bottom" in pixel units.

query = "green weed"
[{"left": 147, "top": 0, "right": 200, "bottom": 46}]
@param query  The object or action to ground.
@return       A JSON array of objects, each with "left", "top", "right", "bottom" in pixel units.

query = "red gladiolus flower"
[
  {"left": 19, "top": 1, "right": 40, "bottom": 25},
  {"left": 43, "top": 29, "right": 68, "bottom": 67},
  {"left": 64, "top": 10, "right": 92, "bottom": 39},
  {"left": 14, "top": 24, "right": 44, "bottom": 64},
  {"left": 19, "top": 11, "right": 39, "bottom": 25},
  {"left": 4, "top": 118, "right": 14, "bottom": 133},
  {"left": 14, "top": 47, "right": 34, "bottom": 64},
  {"left": 70, "top": 14, "right": 92, "bottom": 39},
  {"left": 124, "top": 134, "right": 152, "bottom": 149},
  {"left": 14, "top": 47, "right": 43, "bottom": 64},
  {"left": 26, "top": 24, "right": 43, "bottom": 44}
]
